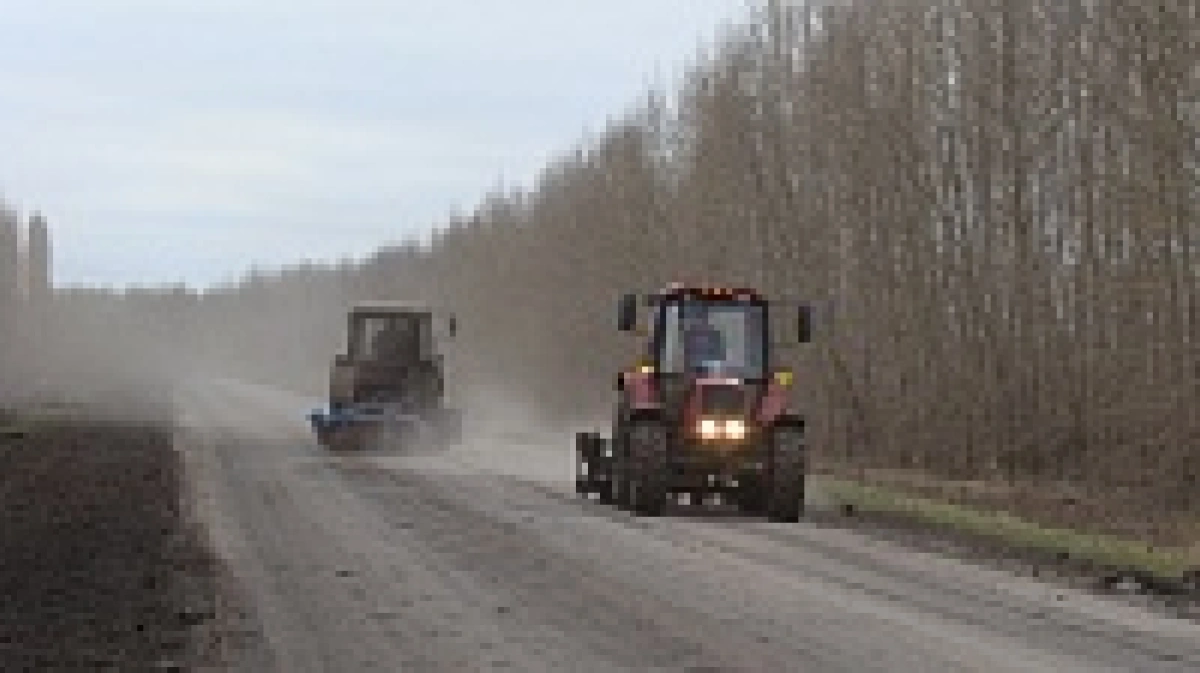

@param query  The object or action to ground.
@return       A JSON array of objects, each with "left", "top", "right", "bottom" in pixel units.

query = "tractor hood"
[
  {"left": 685, "top": 377, "right": 764, "bottom": 420},
  {"left": 622, "top": 371, "right": 788, "bottom": 426}
]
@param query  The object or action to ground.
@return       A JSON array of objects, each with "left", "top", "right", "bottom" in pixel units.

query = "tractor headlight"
[
  {"left": 695, "top": 417, "right": 749, "bottom": 441},
  {"left": 724, "top": 418, "right": 747, "bottom": 441}
]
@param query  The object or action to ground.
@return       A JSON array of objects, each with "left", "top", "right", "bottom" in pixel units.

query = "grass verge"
[{"left": 819, "top": 477, "right": 1198, "bottom": 582}]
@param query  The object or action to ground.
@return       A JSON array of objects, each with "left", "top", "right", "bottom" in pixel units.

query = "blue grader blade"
[{"left": 307, "top": 405, "right": 422, "bottom": 433}]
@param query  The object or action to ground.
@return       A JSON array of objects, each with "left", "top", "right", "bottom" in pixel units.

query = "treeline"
[
  {"left": 0, "top": 202, "right": 51, "bottom": 400},
  {"left": 12, "top": 1, "right": 1199, "bottom": 531},
  {"left": 233, "top": 0, "right": 1197, "bottom": 516},
  {"left": 0, "top": 203, "right": 19, "bottom": 393}
]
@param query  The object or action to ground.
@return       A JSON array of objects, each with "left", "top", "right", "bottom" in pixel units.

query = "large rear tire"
[
  {"left": 767, "top": 424, "right": 806, "bottom": 522},
  {"left": 627, "top": 419, "right": 670, "bottom": 517}
]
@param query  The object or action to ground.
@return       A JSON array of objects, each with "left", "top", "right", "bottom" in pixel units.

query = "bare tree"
[{"left": 28, "top": 0, "right": 1194, "bottom": 546}]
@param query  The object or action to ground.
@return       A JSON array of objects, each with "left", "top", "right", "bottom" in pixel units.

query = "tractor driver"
[
  {"left": 681, "top": 305, "right": 726, "bottom": 371},
  {"left": 371, "top": 318, "right": 417, "bottom": 362}
]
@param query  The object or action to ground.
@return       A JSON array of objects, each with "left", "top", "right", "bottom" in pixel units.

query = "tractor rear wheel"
[
  {"left": 627, "top": 419, "right": 670, "bottom": 517},
  {"left": 767, "top": 424, "right": 806, "bottom": 522}
]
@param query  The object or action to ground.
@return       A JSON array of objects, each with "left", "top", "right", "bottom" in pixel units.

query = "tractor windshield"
[
  {"left": 657, "top": 299, "right": 766, "bottom": 379},
  {"left": 355, "top": 314, "right": 432, "bottom": 362}
]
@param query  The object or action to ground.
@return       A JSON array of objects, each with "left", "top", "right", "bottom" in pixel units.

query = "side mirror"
[
  {"left": 448, "top": 315, "right": 457, "bottom": 338},
  {"left": 617, "top": 293, "right": 638, "bottom": 332},
  {"left": 797, "top": 304, "right": 813, "bottom": 343}
]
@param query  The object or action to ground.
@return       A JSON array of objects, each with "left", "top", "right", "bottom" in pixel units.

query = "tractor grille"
[{"left": 698, "top": 385, "right": 747, "bottom": 415}]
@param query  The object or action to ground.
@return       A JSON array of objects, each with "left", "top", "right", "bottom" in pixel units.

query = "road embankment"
[{"left": 817, "top": 464, "right": 1199, "bottom": 617}]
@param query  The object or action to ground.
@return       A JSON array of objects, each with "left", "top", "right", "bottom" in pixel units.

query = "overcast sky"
[{"left": 0, "top": 0, "right": 750, "bottom": 289}]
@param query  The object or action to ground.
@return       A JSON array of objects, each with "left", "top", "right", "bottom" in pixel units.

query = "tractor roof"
[
  {"left": 350, "top": 300, "right": 435, "bottom": 316},
  {"left": 655, "top": 283, "right": 763, "bottom": 302}
]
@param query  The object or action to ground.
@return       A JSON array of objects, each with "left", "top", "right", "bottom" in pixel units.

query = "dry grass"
[{"left": 819, "top": 468, "right": 1199, "bottom": 581}]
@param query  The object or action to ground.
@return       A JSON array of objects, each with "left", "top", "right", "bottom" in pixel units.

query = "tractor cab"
[
  {"left": 335, "top": 303, "right": 449, "bottom": 407},
  {"left": 645, "top": 288, "right": 769, "bottom": 382},
  {"left": 615, "top": 283, "right": 812, "bottom": 447},
  {"left": 348, "top": 307, "right": 437, "bottom": 365},
  {"left": 620, "top": 285, "right": 810, "bottom": 369}
]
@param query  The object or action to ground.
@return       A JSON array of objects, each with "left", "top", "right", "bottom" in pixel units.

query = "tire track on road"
[{"left": 367, "top": 450, "right": 1199, "bottom": 672}]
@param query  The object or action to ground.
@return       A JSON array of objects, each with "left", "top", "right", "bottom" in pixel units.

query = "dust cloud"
[{"left": 4, "top": 254, "right": 604, "bottom": 450}]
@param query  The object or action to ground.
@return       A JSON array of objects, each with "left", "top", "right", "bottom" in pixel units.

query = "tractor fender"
[
  {"left": 756, "top": 380, "right": 794, "bottom": 425},
  {"left": 625, "top": 407, "right": 666, "bottom": 424},
  {"left": 621, "top": 371, "right": 661, "bottom": 411},
  {"left": 613, "top": 406, "right": 666, "bottom": 447},
  {"left": 771, "top": 414, "right": 806, "bottom": 431}
]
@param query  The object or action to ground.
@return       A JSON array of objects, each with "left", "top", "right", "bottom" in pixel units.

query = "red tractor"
[{"left": 575, "top": 283, "right": 814, "bottom": 521}]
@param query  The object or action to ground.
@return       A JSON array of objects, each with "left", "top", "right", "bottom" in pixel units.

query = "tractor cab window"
[
  {"left": 357, "top": 315, "right": 426, "bottom": 362},
  {"left": 657, "top": 299, "right": 766, "bottom": 379}
]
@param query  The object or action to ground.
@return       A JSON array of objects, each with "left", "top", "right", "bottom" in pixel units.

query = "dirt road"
[{"left": 177, "top": 379, "right": 1200, "bottom": 672}]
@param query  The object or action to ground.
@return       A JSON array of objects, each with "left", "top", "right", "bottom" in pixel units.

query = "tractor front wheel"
[
  {"left": 767, "top": 424, "right": 806, "bottom": 522},
  {"left": 626, "top": 419, "right": 670, "bottom": 517},
  {"left": 736, "top": 473, "right": 769, "bottom": 515}
]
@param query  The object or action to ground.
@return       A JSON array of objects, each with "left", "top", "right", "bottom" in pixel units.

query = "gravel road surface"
[{"left": 177, "top": 379, "right": 1200, "bottom": 672}]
